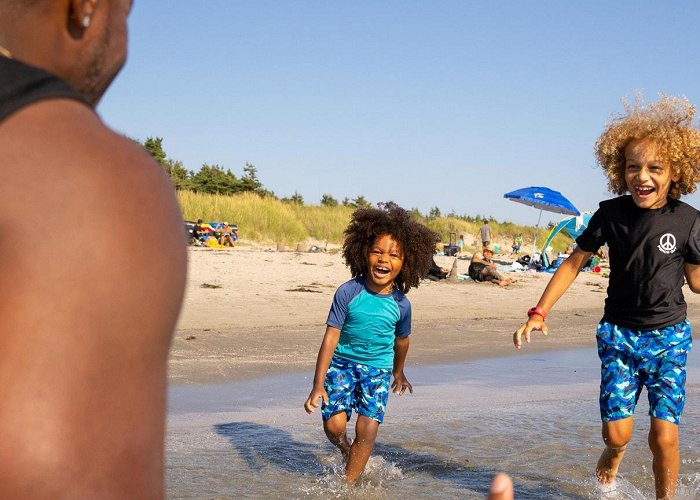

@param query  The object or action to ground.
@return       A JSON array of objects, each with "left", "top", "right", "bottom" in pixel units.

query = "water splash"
[{"left": 298, "top": 454, "right": 403, "bottom": 498}]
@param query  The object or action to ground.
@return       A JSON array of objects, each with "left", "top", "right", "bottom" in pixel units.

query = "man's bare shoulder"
[
  {"left": 0, "top": 98, "right": 186, "bottom": 496},
  {"left": 0, "top": 97, "right": 186, "bottom": 331},
  {"left": 2, "top": 99, "right": 166, "bottom": 204}
]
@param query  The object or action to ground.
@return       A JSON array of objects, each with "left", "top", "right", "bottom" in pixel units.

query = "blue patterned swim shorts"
[
  {"left": 321, "top": 356, "right": 391, "bottom": 423},
  {"left": 597, "top": 319, "right": 692, "bottom": 425}
]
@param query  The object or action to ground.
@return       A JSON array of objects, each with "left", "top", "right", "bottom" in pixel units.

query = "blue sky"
[{"left": 99, "top": 1, "right": 700, "bottom": 226}]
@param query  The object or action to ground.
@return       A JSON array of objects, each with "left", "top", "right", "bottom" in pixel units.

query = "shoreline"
[
  {"left": 168, "top": 320, "right": 598, "bottom": 386},
  {"left": 168, "top": 324, "right": 596, "bottom": 387}
]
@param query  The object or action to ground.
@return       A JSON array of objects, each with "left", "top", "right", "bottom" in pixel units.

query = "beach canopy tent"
[
  {"left": 540, "top": 212, "right": 593, "bottom": 253},
  {"left": 503, "top": 186, "right": 580, "bottom": 257}
]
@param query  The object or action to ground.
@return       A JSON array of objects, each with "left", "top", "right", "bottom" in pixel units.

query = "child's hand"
[
  {"left": 513, "top": 316, "right": 548, "bottom": 349},
  {"left": 391, "top": 371, "right": 413, "bottom": 396},
  {"left": 304, "top": 387, "right": 328, "bottom": 414}
]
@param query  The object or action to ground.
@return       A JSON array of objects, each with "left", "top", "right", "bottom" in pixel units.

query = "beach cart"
[{"left": 443, "top": 232, "right": 459, "bottom": 256}]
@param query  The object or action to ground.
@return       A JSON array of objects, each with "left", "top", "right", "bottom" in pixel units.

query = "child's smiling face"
[
  {"left": 366, "top": 233, "right": 404, "bottom": 294},
  {"left": 625, "top": 138, "right": 679, "bottom": 209}
]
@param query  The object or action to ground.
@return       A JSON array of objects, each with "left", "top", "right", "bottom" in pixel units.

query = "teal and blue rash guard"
[{"left": 326, "top": 276, "right": 412, "bottom": 370}]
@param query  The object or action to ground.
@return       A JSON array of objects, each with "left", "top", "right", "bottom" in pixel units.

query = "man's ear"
[{"left": 67, "top": 0, "right": 98, "bottom": 38}]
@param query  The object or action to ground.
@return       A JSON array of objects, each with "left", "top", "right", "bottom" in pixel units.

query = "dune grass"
[
  {"left": 178, "top": 191, "right": 308, "bottom": 244},
  {"left": 176, "top": 190, "right": 573, "bottom": 252}
]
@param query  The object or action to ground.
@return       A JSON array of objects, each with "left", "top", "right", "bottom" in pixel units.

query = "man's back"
[
  {"left": 0, "top": 81, "right": 187, "bottom": 498},
  {"left": 480, "top": 223, "right": 491, "bottom": 241},
  {"left": 0, "top": 1, "right": 186, "bottom": 497}
]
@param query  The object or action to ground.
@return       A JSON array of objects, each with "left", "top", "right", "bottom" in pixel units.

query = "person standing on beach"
[
  {"left": 304, "top": 203, "right": 438, "bottom": 485},
  {"left": 0, "top": 1, "right": 186, "bottom": 498},
  {"left": 477, "top": 219, "right": 492, "bottom": 247},
  {"left": 514, "top": 95, "right": 700, "bottom": 499}
]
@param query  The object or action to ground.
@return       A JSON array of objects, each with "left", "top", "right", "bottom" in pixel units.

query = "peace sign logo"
[{"left": 657, "top": 233, "right": 677, "bottom": 254}]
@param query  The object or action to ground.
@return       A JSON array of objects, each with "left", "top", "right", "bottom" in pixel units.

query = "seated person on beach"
[
  {"left": 218, "top": 222, "right": 237, "bottom": 247},
  {"left": 557, "top": 245, "right": 574, "bottom": 259},
  {"left": 427, "top": 257, "right": 449, "bottom": 280},
  {"left": 468, "top": 246, "right": 514, "bottom": 287},
  {"left": 192, "top": 218, "right": 206, "bottom": 245}
]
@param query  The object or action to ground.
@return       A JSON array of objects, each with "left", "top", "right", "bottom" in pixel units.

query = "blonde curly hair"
[{"left": 594, "top": 94, "right": 700, "bottom": 199}]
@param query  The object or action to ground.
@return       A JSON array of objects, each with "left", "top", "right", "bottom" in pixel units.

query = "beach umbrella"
[
  {"left": 540, "top": 212, "right": 592, "bottom": 253},
  {"left": 503, "top": 186, "right": 580, "bottom": 258}
]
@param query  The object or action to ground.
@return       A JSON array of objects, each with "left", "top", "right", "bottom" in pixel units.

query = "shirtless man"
[
  {"left": 0, "top": 1, "right": 186, "bottom": 497},
  {"left": 468, "top": 246, "right": 514, "bottom": 287}
]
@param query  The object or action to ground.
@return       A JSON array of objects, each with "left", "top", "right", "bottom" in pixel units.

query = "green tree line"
[
  {"left": 140, "top": 136, "right": 561, "bottom": 231},
  {"left": 142, "top": 137, "right": 270, "bottom": 196}
]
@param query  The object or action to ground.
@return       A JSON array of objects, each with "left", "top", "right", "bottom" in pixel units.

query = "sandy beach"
[{"left": 168, "top": 246, "right": 700, "bottom": 385}]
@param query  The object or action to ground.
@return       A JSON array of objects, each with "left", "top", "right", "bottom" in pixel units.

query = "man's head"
[
  {"left": 0, "top": 0, "right": 133, "bottom": 106},
  {"left": 482, "top": 246, "right": 495, "bottom": 257}
]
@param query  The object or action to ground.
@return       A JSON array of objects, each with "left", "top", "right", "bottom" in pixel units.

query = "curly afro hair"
[
  {"left": 342, "top": 202, "right": 439, "bottom": 294},
  {"left": 595, "top": 94, "right": 700, "bottom": 199}
]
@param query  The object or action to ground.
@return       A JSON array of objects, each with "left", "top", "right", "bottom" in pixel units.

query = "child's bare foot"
[
  {"left": 596, "top": 446, "right": 624, "bottom": 488},
  {"left": 595, "top": 467, "right": 617, "bottom": 486}
]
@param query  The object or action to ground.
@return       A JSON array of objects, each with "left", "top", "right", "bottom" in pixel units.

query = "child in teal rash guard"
[
  {"left": 304, "top": 203, "right": 438, "bottom": 486},
  {"left": 514, "top": 95, "right": 700, "bottom": 499}
]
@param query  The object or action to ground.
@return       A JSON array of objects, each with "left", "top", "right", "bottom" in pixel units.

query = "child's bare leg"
[
  {"left": 323, "top": 412, "right": 352, "bottom": 462},
  {"left": 345, "top": 415, "right": 379, "bottom": 485},
  {"left": 596, "top": 418, "right": 633, "bottom": 485},
  {"left": 648, "top": 418, "right": 679, "bottom": 499}
]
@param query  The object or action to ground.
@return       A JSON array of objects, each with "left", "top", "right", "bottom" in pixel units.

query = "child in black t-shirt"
[{"left": 514, "top": 95, "right": 700, "bottom": 498}]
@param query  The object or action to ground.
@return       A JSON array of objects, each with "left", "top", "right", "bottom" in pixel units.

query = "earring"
[{"left": 82, "top": 15, "right": 91, "bottom": 28}]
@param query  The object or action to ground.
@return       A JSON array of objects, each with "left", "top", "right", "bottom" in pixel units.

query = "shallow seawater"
[{"left": 166, "top": 349, "right": 700, "bottom": 499}]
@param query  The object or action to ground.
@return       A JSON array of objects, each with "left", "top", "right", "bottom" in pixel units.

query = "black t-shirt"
[
  {"left": 576, "top": 196, "right": 700, "bottom": 329},
  {"left": 0, "top": 57, "right": 87, "bottom": 123}
]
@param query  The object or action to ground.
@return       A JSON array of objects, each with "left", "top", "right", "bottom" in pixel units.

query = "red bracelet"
[{"left": 527, "top": 306, "right": 547, "bottom": 321}]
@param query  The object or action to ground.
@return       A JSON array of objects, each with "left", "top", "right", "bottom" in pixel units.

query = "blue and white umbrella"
[{"left": 503, "top": 186, "right": 580, "bottom": 257}]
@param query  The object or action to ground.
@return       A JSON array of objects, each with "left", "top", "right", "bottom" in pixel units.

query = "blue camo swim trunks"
[
  {"left": 597, "top": 319, "right": 692, "bottom": 425},
  {"left": 321, "top": 356, "right": 391, "bottom": 423}
]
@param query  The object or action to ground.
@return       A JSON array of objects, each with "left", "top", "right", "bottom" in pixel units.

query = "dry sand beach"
[{"left": 168, "top": 246, "right": 700, "bottom": 385}]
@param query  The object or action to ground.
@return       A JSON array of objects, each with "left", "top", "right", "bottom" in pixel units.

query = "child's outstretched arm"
[
  {"left": 513, "top": 248, "right": 592, "bottom": 348},
  {"left": 391, "top": 336, "right": 413, "bottom": 395},
  {"left": 304, "top": 326, "right": 341, "bottom": 414},
  {"left": 684, "top": 262, "right": 700, "bottom": 293}
]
